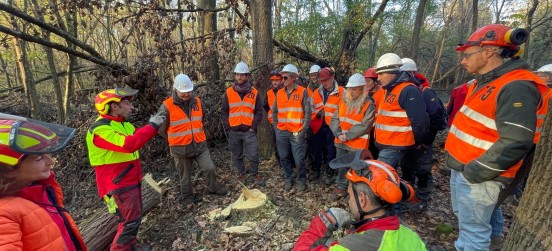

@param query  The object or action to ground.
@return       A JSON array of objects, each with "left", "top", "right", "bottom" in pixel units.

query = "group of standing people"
[{"left": 1, "top": 22, "right": 551, "bottom": 251}]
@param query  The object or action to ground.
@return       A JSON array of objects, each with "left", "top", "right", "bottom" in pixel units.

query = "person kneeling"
[{"left": 293, "top": 152, "right": 426, "bottom": 250}]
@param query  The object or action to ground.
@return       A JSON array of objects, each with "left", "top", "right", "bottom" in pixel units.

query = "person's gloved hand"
[
  {"left": 149, "top": 111, "right": 167, "bottom": 128},
  {"left": 319, "top": 207, "right": 352, "bottom": 230}
]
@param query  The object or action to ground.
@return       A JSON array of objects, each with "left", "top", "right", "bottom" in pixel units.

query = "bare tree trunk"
[
  {"left": 494, "top": 0, "right": 507, "bottom": 23},
  {"left": 63, "top": 10, "right": 78, "bottom": 119},
  {"left": 274, "top": 0, "right": 282, "bottom": 30},
  {"left": 409, "top": 0, "right": 428, "bottom": 62},
  {"left": 503, "top": 99, "right": 552, "bottom": 251},
  {"left": 523, "top": 0, "right": 539, "bottom": 61},
  {"left": 11, "top": 0, "right": 39, "bottom": 118},
  {"left": 0, "top": 51, "right": 12, "bottom": 90},
  {"left": 251, "top": 0, "right": 274, "bottom": 158},
  {"left": 431, "top": 0, "right": 458, "bottom": 85},
  {"left": 31, "top": 0, "right": 65, "bottom": 123},
  {"left": 471, "top": 0, "right": 479, "bottom": 32},
  {"left": 198, "top": 0, "right": 220, "bottom": 85}
]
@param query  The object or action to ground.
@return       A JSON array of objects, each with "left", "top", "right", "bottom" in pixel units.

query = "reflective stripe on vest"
[
  {"left": 312, "top": 86, "right": 344, "bottom": 125},
  {"left": 374, "top": 82, "right": 416, "bottom": 147},
  {"left": 335, "top": 99, "right": 372, "bottom": 150},
  {"left": 276, "top": 86, "right": 306, "bottom": 132},
  {"left": 163, "top": 96, "right": 206, "bottom": 146},
  {"left": 267, "top": 90, "right": 276, "bottom": 124},
  {"left": 445, "top": 69, "right": 548, "bottom": 180},
  {"left": 86, "top": 119, "right": 139, "bottom": 166},
  {"left": 226, "top": 87, "right": 258, "bottom": 127}
]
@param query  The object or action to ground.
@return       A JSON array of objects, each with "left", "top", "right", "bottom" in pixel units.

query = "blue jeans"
[
  {"left": 401, "top": 147, "right": 433, "bottom": 201},
  {"left": 377, "top": 148, "right": 408, "bottom": 169},
  {"left": 490, "top": 207, "right": 504, "bottom": 239},
  {"left": 450, "top": 170, "right": 504, "bottom": 251},
  {"left": 276, "top": 129, "right": 307, "bottom": 183}
]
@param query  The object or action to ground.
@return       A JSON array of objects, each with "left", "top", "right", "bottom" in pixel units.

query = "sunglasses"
[{"left": 282, "top": 76, "right": 291, "bottom": 80}]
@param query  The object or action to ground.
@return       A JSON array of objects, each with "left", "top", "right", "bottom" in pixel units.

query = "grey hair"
[{"left": 352, "top": 181, "right": 384, "bottom": 208}]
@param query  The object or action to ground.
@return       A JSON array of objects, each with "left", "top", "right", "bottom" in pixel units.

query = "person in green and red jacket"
[
  {"left": 293, "top": 153, "right": 426, "bottom": 251},
  {"left": 86, "top": 88, "right": 166, "bottom": 251}
]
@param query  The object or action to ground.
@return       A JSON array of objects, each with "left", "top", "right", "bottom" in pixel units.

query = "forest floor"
[{"left": 66, "top": 134, "right": 518, "bottom": 251}]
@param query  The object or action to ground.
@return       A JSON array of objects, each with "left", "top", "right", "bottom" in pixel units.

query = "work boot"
[
  {"left": 181, "top": 194, "right": 202, "bottom": 205},
  {"left": 284, "top": 180, "right": 293, "bottom": 191},
  {"left": 308, "top": 171, "right": 320, "bottom": 182},
  {"left": 325, "top": 174, "right": 335, "bottom": 185},
  {"left": 208, "top": 186, "right": 228, "bottom": 195},
  {"left": 404, "top": 197, "right": 428, "bottom": 213},
  {"left": 297, "top": 181, "right": 307, "bottom": 192},
  {"left": 238, "top": 174, "right": 247, "bottom": 185},
  {"left": 247, "top": 175, "right": 266, "bottom": 187}
]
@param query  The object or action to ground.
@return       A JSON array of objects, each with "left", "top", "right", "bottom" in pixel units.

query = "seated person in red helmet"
[
  {"left": 293, "top": 151, "right": 426, "bottom": 251},
  {"left": 0, "top": 116, "right": 87, "bottom": 251}
]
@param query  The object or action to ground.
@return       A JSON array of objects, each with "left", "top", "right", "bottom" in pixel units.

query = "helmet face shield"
[
  {"left": 114, "top": 88, "right": 138, "bottom": 100},
  {"left": 8, "top": 120, "right": 76, "bottom": 155}
]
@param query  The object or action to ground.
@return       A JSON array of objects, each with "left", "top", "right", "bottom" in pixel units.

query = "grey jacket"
[{"left": 445, "top": 59, "right": 541, "bottom": 184}]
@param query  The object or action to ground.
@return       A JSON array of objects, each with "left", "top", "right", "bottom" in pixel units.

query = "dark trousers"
[
  {"left": 401, "top": 147, "right": 433, "bottom": 201},
  {"left": 312, "top": 124, "right": 336, "bottom": 175},
  {"left": 110, "top": 186, "right": 142, "bottom": 251},
  {"left": 228, "top": 130, "right": 260, "bottom": 176},
  {"left": 276, "top": 129, "right": 307, "bottom": 182}
]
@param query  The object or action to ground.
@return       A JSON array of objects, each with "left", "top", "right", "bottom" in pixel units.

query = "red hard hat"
[
  {"left": 318, "top": 67, "right": 334, "bottom": 81},
  {"left": 363, "top": 67, "right": 377, "bottom": 79},
  {"left": 456, "top": 24, "right": 528, "bottom": 52}
]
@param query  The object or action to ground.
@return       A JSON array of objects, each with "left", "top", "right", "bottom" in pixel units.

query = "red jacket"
[
  {"left": 447, "top": 83, "right": 468, "bottom": 127},
  {"left": 293, "top": 215, "right": 401, "bottom": 251},
  {"left": 0, "top": 172, "right": 86, "bottom": 251}
]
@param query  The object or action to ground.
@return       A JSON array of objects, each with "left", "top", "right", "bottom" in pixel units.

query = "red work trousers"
[{"left": 109, "top": 186, "right": 142, "bottom": 251}]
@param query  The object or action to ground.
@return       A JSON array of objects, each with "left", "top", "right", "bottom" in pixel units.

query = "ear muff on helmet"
[
  {"left": 399, "top": 180, "right": 415, "bottom": 201},
  {"left": 366, "top": 165, "right": 403, "bottom": 204}
]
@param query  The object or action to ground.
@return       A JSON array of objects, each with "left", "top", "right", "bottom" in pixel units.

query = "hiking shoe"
[
  {"left": 324, "top": 175, "right": 335, "bottom": 185},
  {"left": 208, "top": 186, "right": 228, "bottom": 195},
  {"left": 247, "top": 175, "right": 266, "bottom": 187},
  {"left": 297, "top": 181, "right": 307, "bottom": 192},
  {"left": 181, "top": 194, "right": 202, "bottom": 205},
  {"left": 404, "top": 197, "right": 428, "bottom": 213},
  {"left": 238, "top": 174, "right": 247, "bottom": 185},
  {"left": 284, "top": 180, "right": 293, "bottom": 191},
  {"left": 308, "top": 172, "right": 320, "bottom": 182}
]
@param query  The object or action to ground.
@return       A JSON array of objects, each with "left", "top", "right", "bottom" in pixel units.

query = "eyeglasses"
[{"left": 462, "top": 50, "right": 484, "bottom": 59}]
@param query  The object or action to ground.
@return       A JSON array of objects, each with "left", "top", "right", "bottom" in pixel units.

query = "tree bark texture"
[
  {"left": 523, "top": 0, "right": 539, "bottom": 61},
  {"left": 471, "top": 0, "right": 478, "bottom": 32},
  {"left": 503, "top": 99, "right": 552, "bottom": 250},
  {"left": 251, "top": 0, "right": 274, "bottom": 158},
  {"left": 198, "top": 0, "right": 220, "bottom": 84},
  {"left": 0, "top": 52, "right": 12, "bottom": 90},
  {"left": 409, "top": 0, "right": 427, "bottom": 62}
]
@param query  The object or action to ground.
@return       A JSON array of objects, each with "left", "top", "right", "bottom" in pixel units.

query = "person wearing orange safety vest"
[
  {"left": 272, "top": 64, "right": 311, "bottom": 192},
  {"left": 330, "top": 73, "right": 376, "bottom": 194},
  {"left": 221, "top": 62, "right": 264, "bottom": 186},
  {"left": 158, "top": 74, "right": 227, "bottom": 206},
  {"left": 445, "top": 24, "right": 549, "bottom": 251},
  {"left": 293, "top": 156, "right": 426, "bottom": 251},
  {"left": 86, "top": 88, "right": 166, "bottom": 251},
  {"left": 311, "top": 67, "right": 344, "bottom": 184},
  {"left": 364, "top": 67, "right": 381, "bottom": 160},
  {"left": 264, "top": 69, "right": 286, "bottom": 169},
  {"left": 373, "top": 53, "right": 429, "bottom": 170}
]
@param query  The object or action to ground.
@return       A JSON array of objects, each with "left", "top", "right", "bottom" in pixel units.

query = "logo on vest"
[
  {"left": 480, "top": 86, "right": 496, "bottom": 101},
  {"left": 293, "top": 94, "right": 300, "bottom": 101},
  {"left": 192, "top": 104, "right": 200, "bottom": 111},
  {"left": 385, "top": 94, "right": 397, "bottom": 104}
]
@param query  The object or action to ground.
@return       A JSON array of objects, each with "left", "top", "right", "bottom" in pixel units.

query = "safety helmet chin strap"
[{"left": 352, "top": 183, "right": 385, "bottom": 220}]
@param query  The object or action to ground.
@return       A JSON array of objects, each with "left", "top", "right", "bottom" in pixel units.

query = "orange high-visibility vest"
[
  {"left": 226, "top": 87, "right": 258, "bottom": 127},
  {"left": 372, "top": 86, "right": 384, "bottom": 116},
  {"left": 335, "top": 98, "right": 372, "bottom": 150},
  {"left": 374, "top": 82, "right": 416, "bottom": 147},
  {"left": 445, "top": 69, "right": 548, "bottom": 181},
  {"left": 312, "top": 86, "right": 344, "bottom": 125},
  {"left": 267, "top": 89, "right": 276, "bottom": 124},
  {"left": 535, "top": 89, "right": 551, "bottom": 143},
  {"left": 276, "top": 86, "right": 306, "bottom": 132},
  {"left": 163, "top": 96, "right": 207, "bottom": 146}
]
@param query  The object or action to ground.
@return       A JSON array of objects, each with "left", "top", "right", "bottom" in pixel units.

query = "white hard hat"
[
  {"left": 535, "top": 64, "right": 552, "bottom": 73},
  {"left": 309, "top": 65, "right": 321, "bottom": 74},
  {"left": 234, "top": 61, "right": 250, "bottom": 74},
  {"left": 376, "top": 53, "right": 403, "bottom": 74},
  {"left": 400, "top": 58, "right": 417, "bottom": 72},
  {"left": 282, "top": 64, "right": 299, "bottom": 75},
  {"left": 174, "top": 74, "right": 194, "bottom": 92},
  {"left": 345, "top": 73, "right": 367, "bottom": 87}
]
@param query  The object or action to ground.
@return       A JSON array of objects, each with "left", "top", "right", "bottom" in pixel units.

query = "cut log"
[
  {"left": 78, "top": 173, "right": 170, "bottom": 251},
  {"left": 208, "top": 188, "right": 276, "bottom": 221}
]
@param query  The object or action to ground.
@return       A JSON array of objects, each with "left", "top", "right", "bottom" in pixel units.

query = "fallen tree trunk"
[{"left": 78, "top": 173, "right": 170, "bottom": 251}]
